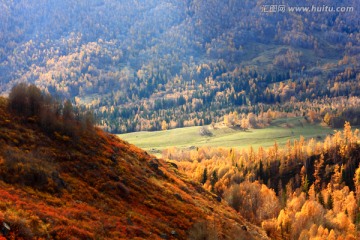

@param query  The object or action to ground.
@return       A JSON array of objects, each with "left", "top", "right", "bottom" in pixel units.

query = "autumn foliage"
[
  {"left": 1, "top": 1, "right": 359, "bottom": 133},
  {"left": 0, "top": 95, "right": 265, "bottom": 239},
  {"left": 166, "top": 122, "right": 360, "bottom": 239}
]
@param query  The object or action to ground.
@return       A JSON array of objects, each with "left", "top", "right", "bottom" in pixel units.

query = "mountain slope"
[
  {"left": 0, "top": 97, "right": 267, "bottom": 239},
  {"left": 0, "top": 0, "right": 359, "bottom": 132}
]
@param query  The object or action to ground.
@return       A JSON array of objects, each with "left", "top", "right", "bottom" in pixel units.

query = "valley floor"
[{"left": 119, "top": 117, "right": 336, "bottom": 157}]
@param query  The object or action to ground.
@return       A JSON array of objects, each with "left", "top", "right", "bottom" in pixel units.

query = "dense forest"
[
  {"left": 0, "top": 0, "right": 359, "bottom": 132},
  {"left": 164, "top": 123, "right": 360, "bottom": 239}
]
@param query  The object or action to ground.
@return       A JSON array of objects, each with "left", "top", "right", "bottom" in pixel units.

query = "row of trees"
[
  {"left": 99, "top": 92, "right": 360, "bottom": 133},
  {"left": 221, "top": 96, "right": 360, "bottom": 130},
  {"left": 8, "top": 83, "right": 94, "bottom": 138}
]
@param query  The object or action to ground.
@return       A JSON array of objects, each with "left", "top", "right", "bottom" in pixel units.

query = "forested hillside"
[
  {"left": 0, "top": 0, "right": 359, "bottom": 132},
  {"left": 165, "top": 123, "right": 360, "bottom": 239}
]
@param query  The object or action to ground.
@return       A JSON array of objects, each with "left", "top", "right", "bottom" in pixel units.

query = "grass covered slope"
[
  {"left": 0, "top": 97, "right": 266, "bottom": 239},
  {"left": 119, "top": 117, "right": 335, "bottom": 155}
]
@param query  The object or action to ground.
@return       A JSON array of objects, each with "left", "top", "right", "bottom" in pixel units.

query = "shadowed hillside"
[{"left": 0, "top": 87, "right": 267, "bottom": 239}]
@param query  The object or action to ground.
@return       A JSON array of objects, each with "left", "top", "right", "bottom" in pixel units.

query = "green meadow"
[{"left": 118, "top": 117, "right": 336, "bottom": 156}]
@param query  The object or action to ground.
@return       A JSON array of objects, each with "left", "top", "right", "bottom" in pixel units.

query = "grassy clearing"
[{"left": 118, "top": 117, "right": 336, "bottom": 156}]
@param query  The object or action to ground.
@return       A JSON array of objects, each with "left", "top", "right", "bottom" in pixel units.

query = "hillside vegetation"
[
  {"left": 162, "top": 123, "right": 360, "bottom": 239},
  {"left": 0, "top": 0, "right": 359, "bottom": 132},
  {"left": 0, "top": 85, "right": 266, "bottom": 239}
]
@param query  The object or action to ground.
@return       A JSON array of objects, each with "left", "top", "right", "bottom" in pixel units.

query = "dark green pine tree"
[
  {"left": 210, "top": 170, "right": 218, "bottom": 192},
  {"left": 259, "top": 159, "right": 264, "bottom": 180},
  {"left": 318, "top": 191, "right": 325, "bottom": 207},
  {"left": 326, "top": 194, "right": 333, "bottom": 210},
  {"left": 201, "top": 168, "right": 207, "bottom": 185},
  {"left": 302, "top": 175, "right": 309, "bottom": 197}
]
